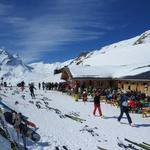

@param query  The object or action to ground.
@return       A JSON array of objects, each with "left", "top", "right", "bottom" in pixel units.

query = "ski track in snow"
[{"left": 0, "top": 87, "right": 150, "bottom": 150}]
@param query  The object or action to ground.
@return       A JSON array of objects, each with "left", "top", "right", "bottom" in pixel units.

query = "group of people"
[
  {"left": 49, "top": 81, "right": 150, "bottom": 126},
  {"left": 38, "top": 82, "right": 59, "bottom": 91},
  {"left": 16, "top": 80, "right": 150, "bottom": 126},
  {"left": 90, "top": 90, "right": 134, "bottom": 126},
  {"left": 18, "top": 81, "right": 61, "bottom": 99},
  {"left": 17, "top": 81, "right": 36, "bottom": 99}
]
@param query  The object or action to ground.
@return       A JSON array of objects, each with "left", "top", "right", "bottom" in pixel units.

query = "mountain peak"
[
  {"left": 134, "top": 30, "right": 150, "bottom": 45},
  {"left": 68, "top": 29, "right": 150, "bottom": 67},
  {"left": 0, "top": 49, "right": 32, "bottom": 81}
]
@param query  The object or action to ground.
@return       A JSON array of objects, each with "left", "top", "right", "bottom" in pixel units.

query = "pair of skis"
[
  {"left": 117, "top": 137, "right": 150, "bottom": 150},
  {"left": 45, "top": 104, "right": 86, "bottom": 123},
  {"left": 64, "top": 114, "right": 86, "bottom": 123},
  {"left": 125, "top": 138, "right": 150, "bottom": 150}
]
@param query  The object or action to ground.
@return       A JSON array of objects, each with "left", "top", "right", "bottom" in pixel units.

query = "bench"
[{"left": 141, "top": 107, "right": 150, "bottom": 118}]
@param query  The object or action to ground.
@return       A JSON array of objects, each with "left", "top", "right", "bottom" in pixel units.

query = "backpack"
[{"left": 122, "top": 100, "right": 128, "bottom": 107}]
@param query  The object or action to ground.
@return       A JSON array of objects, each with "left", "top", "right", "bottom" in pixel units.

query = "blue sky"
[{"left": 0, "top": 0, "right": 150, "bottom": 63}]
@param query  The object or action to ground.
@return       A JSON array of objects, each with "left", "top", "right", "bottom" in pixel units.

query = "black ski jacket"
[{"left": 94, "top": 96, "right": 100, "bottom": 105}]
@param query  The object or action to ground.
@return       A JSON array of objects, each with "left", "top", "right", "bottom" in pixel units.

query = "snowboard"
[
  {"left": 0, "top": 107, "right": 27, "bottom": 150},
  {"left": 4, "top": 112, "right": 40, "bottom": 142},
  {"left": 0, "top": 100, "right": 28, "bottom": 119},
  {"left": 0, "top": 100, "right": 36, "bottom": 128}
]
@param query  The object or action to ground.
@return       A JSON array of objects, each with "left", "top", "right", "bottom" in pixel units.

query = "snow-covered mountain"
[
  {"left": 0, "top": 50, "right": 29, "bottom": 68},
  {"left": 0, "top": 49, "right": 33, "bottom": 83},
  {"left": 69, "top": 30, "right": 150, "bottom": 66},
  {"left": 0, "top": 30, "right": 150, "bottom": 84},
  {"left": 68, "top": 30, "right": 150, "bottom": 78},
  {"left": 0, "top": 48, "right": 72, "bottom": 85}
]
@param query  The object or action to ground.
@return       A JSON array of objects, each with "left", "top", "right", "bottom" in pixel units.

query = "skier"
[
  {"left": 29, "top": 83, "right": 36, "bottom": 99},
  {"left": 93, "top": 91, "right": 103, "bottom": 118},
  {"left": 82, "top": 90, "right": 87, "bottom": 104},
  {"left": 20, "top": 81, "right": 25, "bottom": 91},
  {"left": 118, "top": 93, "right": 134, "bottom": 126}
]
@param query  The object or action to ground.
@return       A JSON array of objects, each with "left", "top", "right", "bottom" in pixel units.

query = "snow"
[
  {"left": 83, "top": 43, "right": 150, "bottom": 66},
  {"left": 67, "top": 30, "right": 150, "bottom": 79},
  {"left": 113, "top": 62, "right": 150, "bottom": 78},
  {"left": 67, "top": 61, "right": 150, "bottom": 79},
  {"left": 68, "top": 65, "right": 119, "bottom": 78},
  {"left": 0, "top": 87, "right": 150, "bottom": 150}
]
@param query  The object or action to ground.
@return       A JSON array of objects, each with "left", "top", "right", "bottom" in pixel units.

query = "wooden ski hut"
[
  {"left": 60, "top": 65, "right": 150, "bottom": 96},
  {"left": 61, "top": 66, "right": 117, "bottom": 91}
]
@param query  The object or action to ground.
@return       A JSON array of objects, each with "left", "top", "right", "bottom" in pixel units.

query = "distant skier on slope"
[
  {"left": 118, "top": 93, "right": 134, "bottom": 126},
  {"left": 93, "top": 91, "right": 103, "bottom": 118},
  {"left": 20, "top": 81, "right": 25, "bottom": 91},
  {"left": 29, "top": 83, "right": 36, "bottom": 99}
]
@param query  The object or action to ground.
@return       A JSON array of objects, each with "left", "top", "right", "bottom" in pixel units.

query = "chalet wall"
[
  {"left": 117, "top": 80, "right": 150, "bottom": 96},
  {"left": 71, "top": 79, "right": 117, "bottom": 90}
]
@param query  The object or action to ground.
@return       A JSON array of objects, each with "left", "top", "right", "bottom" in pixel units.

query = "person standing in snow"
[
  {"left": 118, "top": 93, "right": 134, "bottom": 126},
  {"left": 38, "top": 83, "right": 41, "bottom": 90},
  {"left": 82, "top": 90, "right": 87, "bottom": 104},
  {"left": 29, "top": 83, "right": 36, "bottom": 99},
  {"left": 42, "top": 82, "right": 45, "bottom": 90},
  {"left": 93, "top": 91, "right": 103, "bottom": 117},
  {"left": 20, "top": 81, "right": 25, "bottom": 91}
]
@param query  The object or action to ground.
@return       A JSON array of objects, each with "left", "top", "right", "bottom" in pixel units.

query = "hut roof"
[
  {"left": 67, "top": 65, "right": 119, "bottom": 80},
  {"left": 62, "top": 62, "right": 150, "bottom": 81}
]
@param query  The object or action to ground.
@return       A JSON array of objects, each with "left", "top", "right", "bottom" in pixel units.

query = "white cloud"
[
  {"left": 0, "top": 3, "right": 13, "bottom": 15},
  {"left": 0, "top": 0, "right": 117, "bottom": 63}
]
